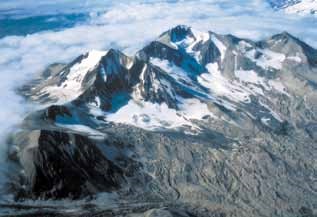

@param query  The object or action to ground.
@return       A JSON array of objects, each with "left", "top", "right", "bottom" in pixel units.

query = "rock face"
[
  {"left": 22, "top": 130, "right": 124, "bottom": 199},
  {"left": 8, "top": 25, "right": 317, "bottom": 217}
]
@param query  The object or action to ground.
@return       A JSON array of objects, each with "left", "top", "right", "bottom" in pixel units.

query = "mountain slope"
[
  {"left": 285, "top": 0, "right": 317, "bottom": 15},
  {"left": 7, "top": 25, "right": 317, "bottom": 217},
  {"left": 269, "top": 0, "right": 317, "bottom": 15}
]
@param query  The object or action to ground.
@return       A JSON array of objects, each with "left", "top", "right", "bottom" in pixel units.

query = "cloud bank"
[{"left": 0, "top": 0, "right": 317, "bottom": 197}]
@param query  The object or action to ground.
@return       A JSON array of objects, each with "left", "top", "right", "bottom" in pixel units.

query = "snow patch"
[
  {"left": 287, "top": 55, "right": 302, "bottom": 63},
  {"left": 238, "top": 40, "right": 253, "bottom": 53},
  {"left": 38, "top": 50, "right": 107, "bottom": 104},
  {"left": 261, "top": 117, "right": 271, "bottom": 125},
  {"left": 56, "top": 123, "right": 106, "bottom": 139},
  {"left": 211, "top": 34, "right": 227, "bottom": 61},
  {"left": 99, "top": 65, "right": 108, "bottom": 82},
  {"left": 245, "top": 48, "right": 286, "bottom": 70},
  {"left": 106, "top": 97, "right": 215, "bottom": 132},
  {"left": 132, "top": 65, "right": 147, "bottom": 101},
  {"left": 178, "top": 98, "right": 217, "bottom": 120},
  {"left": 198, "top": 63, "right": 251, "bottom": 104},
  {"left": 150, "top": 58, "right": 193, "bottom": 84},
  {"left": 235, "top": 69, "right": 265, "bottom": 85},
  {"left": 235, "top": 69, "right": 291, "bottom": 97},
  {"left": 258, "top": 100, "right": 283, "bottom": 122},
  {"left": 268, "top": 79, "right": 290, "bottom": 96}
]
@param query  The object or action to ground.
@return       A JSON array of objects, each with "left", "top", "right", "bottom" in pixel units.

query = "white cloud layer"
[{"left": 0, "top": 0, "right": 317, "bottom": 193}]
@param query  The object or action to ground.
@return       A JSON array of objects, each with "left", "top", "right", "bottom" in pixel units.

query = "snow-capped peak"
[
  {"left": 33, "top": 50, "right": 107, "bottom": 104},
  {"left": 24, "top": 26, "right": 317, "bottom": 134}
]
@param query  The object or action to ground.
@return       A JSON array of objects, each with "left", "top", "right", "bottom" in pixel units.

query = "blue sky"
[{"left": 0, "top": 0, "right": 316, "bottom": 191}]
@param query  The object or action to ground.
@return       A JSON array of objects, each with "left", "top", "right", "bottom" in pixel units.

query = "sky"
[{"left": 0, "top": 0, "right": 317, "bottom": 198}]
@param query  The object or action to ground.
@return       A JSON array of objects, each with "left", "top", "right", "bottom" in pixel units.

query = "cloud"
[{"left": 0, "top": 0, "right": 317, "bottom": 193}]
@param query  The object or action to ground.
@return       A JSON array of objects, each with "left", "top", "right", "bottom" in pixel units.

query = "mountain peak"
[
  {"left": 169, "top": 25, "right": 193, "bottom": 42},
  {"left": 270, "top": 31, "right": 302, "bottom": 43},
  {"left": 105, "top": 48, "right": 124, "bottom": 56},
  {"left": 264, "top": 31, "right": 317, "bottom": 66}
]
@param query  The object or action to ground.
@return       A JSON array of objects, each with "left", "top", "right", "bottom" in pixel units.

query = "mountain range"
[{"left": 5, "top": 25, "right": 317, "bottom": 217}]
